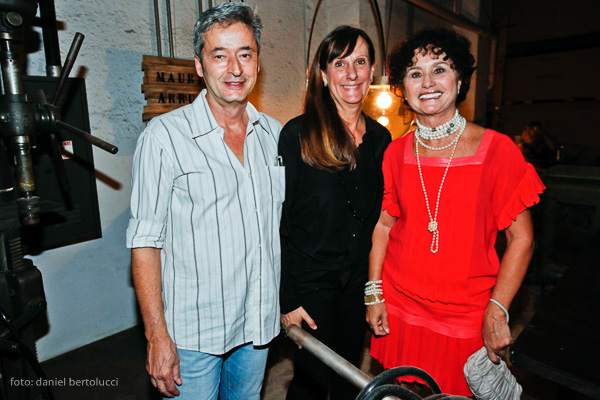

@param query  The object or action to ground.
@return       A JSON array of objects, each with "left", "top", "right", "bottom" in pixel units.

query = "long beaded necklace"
[{"left": 416, "top": 121, "right": 466, "bottom": 253}]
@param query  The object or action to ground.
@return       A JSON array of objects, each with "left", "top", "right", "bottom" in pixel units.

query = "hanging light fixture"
[
  {"left": 369, "top": 0, "right": 391, "bottom": 111},
  {"left": 368, "top": 76, "right": 393, "bottom": 128},
  {"left": 363, "top": 0, "right": 416, "bottom": 138},
  {"left": 376, "top": 87, "right": 393, "bottom": 109}
]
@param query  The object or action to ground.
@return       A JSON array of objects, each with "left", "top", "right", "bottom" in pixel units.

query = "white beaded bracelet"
[{"left": 488, "top": 298, "right": 509, "bottom": 324}]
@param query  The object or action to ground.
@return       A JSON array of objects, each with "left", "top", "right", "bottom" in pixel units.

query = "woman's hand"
[
  {"left": 482, "top": 209, "right": 534, "bottom": 364},
  {"left": 365, "top": 210, "right": 396, "bottom": 337},
  {"left": 281, "top": 307, "right": 317, "bottom": 348},
  {"left": 481, "top": 301, "right": 512, "bottom": 364},
  {"left": 366, "top": 303, "right": 390, "bottom": 336}
]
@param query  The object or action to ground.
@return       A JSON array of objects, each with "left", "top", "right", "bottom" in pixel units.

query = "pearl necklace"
[
  {"left": 416, "top": 117, "right": 466, "bottom": 151},
  {"left": 416, "top": 109, "right": 463, "bottom": 140},
  {"left": 416, "top": 122, "right": 466, "bottom": 253}
]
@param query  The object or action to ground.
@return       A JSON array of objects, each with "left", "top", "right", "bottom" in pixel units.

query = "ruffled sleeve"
[
  {"left": 487, "top": 132, "right": 546, "bottom": 230},
  {"left": 497, "top": 163, "right": 545, "bottom": 230}
]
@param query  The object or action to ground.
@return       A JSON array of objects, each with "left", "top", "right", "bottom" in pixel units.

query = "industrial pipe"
[
  {"left": 284, "top": 324, "right": 471, "bottom": 400},
  {"left": 285, "top": 324, "right": 372, "bottom": 390}
]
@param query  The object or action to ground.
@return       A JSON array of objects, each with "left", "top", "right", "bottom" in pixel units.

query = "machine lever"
[{"left": 51, "top": 32, "right": 84, "bottom": 106}]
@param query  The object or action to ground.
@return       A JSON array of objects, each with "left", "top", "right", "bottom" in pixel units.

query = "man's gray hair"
[{"left": 193, "top": 2, "right": 263, "bottom": 57}]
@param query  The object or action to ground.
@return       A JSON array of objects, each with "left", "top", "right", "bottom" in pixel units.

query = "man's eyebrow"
[{"left": 209, "top": 45, "right": 255, "bottom": 53}]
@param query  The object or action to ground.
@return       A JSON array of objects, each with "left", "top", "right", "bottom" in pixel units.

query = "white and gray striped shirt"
[{"left": 126, "top": 89, "right": 284, "bottom": 355}]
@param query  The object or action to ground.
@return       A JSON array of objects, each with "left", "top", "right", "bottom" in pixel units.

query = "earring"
[
  {"left": 324, "top": 82, "right": 328, "bottom": 87},
  {"left": 457, "top": 84, "right": 461, "bottom": 94},
  {"left": 370, "top": 75, "right": 373, "bottom": 83}
]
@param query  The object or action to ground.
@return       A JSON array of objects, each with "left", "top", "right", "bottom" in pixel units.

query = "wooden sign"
[{"left": 141, "top": 55, "right": 205, "bottom": 122}]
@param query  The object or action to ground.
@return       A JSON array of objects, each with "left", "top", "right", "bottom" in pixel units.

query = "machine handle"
[
  {"left": 51, "top": 32, "right": 84, "bottom": 106},
  {"left": 55, "top": 120, "right": 118, "bottom": 154}
]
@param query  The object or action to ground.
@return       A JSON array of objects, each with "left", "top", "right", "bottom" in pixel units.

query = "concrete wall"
[{"left": 23, "top": 0, "right": 490, "bottom": 361}]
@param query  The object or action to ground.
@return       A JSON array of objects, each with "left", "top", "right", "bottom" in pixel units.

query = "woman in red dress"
[{"left": 365, "top": 28, "right": 545, "bottom": 396}]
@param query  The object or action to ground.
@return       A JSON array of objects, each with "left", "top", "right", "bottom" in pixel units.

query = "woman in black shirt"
[{"left": 279, "top": 26, "right": 391, "bottom": 400}]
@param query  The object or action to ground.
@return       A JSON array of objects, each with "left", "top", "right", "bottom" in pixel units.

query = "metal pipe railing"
[
  {"left": 284, "top": 324, "right": 470, "bottom": 400},
  {"left": 285, "top": 324, "right": 372, "bottom": 390}
]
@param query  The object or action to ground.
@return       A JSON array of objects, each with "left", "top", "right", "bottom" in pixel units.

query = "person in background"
[
  {"left": 518, "top": 120, "right": 557, "bottom": 168},
  {"left": 279, "top": 25, "right": 391, "bottom": 400},
  {"left": 366, "top": 28, "right": 545, "bottom": 396},
  {"left": 126, "top": 3, "right": 283, "bottom": 399}
]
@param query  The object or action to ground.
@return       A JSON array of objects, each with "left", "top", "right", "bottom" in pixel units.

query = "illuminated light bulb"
[
  {"left": 377, "top": 116, "right": 389, "bottom": 126},
  {"left": 376, "top": 91, "right": 393, "bottom": 109}
]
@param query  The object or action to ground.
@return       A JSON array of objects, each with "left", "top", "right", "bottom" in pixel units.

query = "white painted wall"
[{"left": 22, "top": 0, "right": 488, "bottom": 361}]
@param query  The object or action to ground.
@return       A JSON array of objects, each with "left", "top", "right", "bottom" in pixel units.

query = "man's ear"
[{"left": 195, "top": 55, "right": 204, "bottom": 77}]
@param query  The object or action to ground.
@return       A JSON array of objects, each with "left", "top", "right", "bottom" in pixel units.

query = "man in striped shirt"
[{"left": 126, "top": 3, "right": 283, "bottom": 399}]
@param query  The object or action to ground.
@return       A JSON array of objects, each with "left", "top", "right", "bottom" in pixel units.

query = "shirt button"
[{"left": 351, "top": 233, "right": 356, "bottom": 238}]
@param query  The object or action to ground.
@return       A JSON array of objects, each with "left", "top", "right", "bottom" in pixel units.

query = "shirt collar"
[{"left": 191, "top": 89, "right": 262, "bottom": 139}]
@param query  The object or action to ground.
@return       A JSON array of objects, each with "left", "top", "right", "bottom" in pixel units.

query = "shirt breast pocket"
[{"left": 267, "top": 166, "right": 285, "bottom": 205}]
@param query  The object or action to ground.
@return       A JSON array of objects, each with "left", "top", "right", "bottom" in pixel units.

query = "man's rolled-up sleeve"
[{"left": 126, "top": 123, "right": 174, "bottom": 249}]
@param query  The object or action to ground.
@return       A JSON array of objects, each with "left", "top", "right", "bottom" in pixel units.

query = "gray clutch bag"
[{"left": 463, "top": 346, "right": 522, "bottom": 400}]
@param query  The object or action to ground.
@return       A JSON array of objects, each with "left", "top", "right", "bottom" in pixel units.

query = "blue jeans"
[{"left": 172, "top": 343, "right": 269, "bottom": 400}]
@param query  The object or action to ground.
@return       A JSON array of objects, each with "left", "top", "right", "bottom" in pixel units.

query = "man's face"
[{"left": 195, "top": 22, "right": 260, "bottom": 108}]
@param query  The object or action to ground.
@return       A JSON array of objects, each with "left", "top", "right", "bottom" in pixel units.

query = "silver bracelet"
[{"left": 488, "top": 298, "right": 509, "bottom": 324}]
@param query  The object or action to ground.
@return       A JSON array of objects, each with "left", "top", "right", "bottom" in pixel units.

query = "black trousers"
[{"left": 286, "top": 264, "right": 367, "bottom": 400}]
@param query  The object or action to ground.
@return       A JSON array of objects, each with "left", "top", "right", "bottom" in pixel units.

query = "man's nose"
[{"left": 229, "top": 57, "right": 242, "bottom": 76}]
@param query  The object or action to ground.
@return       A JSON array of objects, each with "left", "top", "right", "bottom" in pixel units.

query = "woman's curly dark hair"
[{"left": 387, "top": 28, "right": 476, "bottom": 106}]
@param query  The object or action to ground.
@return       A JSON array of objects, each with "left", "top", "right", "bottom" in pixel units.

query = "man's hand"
[
  {"left": 146, "top": 335, "right": 182, "bottom": 397},
  {"left": 132, "top": 248, "right": 182, "bottom": 396},
  {"left": 281, "top": 306, "right": 317, "bottom": 348}
]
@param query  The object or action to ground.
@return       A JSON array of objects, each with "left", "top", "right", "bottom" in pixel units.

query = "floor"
[{"left": 34, "top": 280, "right": 593, "bottom": 400}]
